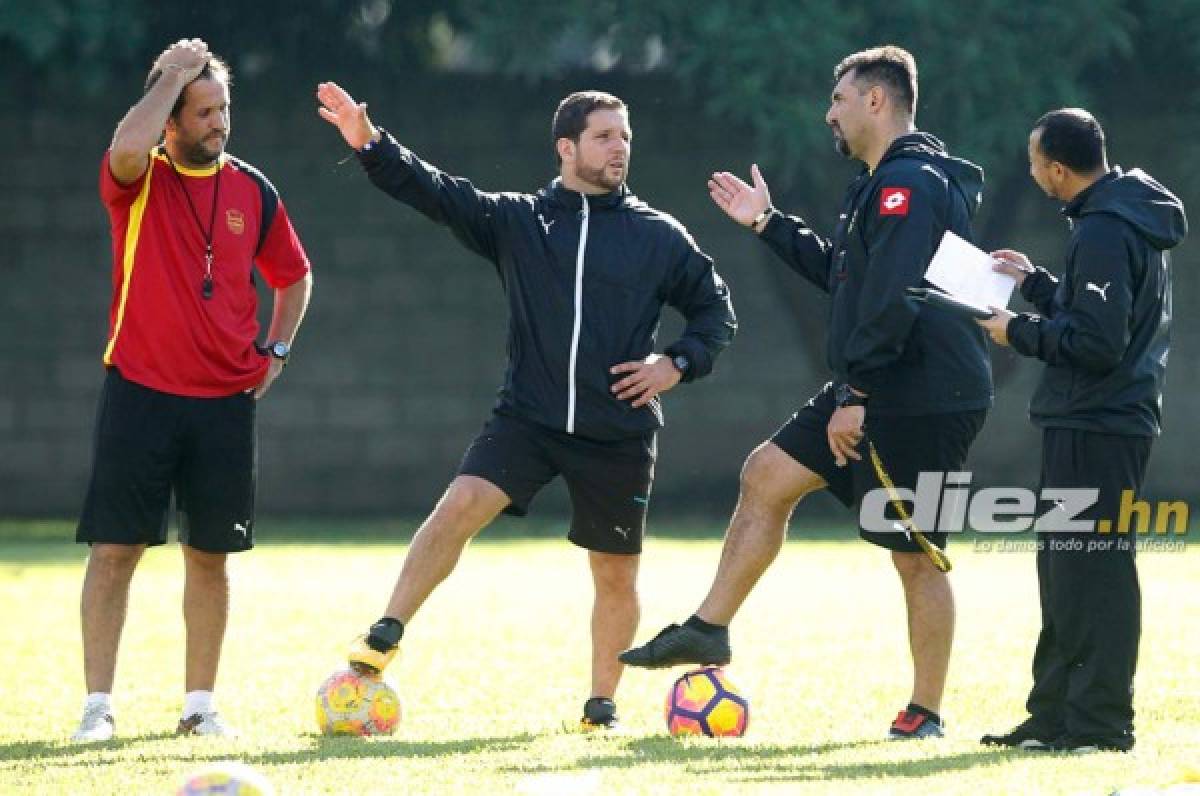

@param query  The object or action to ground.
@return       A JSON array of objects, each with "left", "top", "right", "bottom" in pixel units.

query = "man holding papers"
[
  {"left": 979, "top": 108, "right": 1186, "bottom": 752},
  {"left": 621, "top": 46, "right": 993, "bottom": 740}
]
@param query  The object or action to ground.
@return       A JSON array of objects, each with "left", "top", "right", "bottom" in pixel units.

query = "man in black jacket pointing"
[
  {"left": 316, "top": 82, "right": 736, "bottom": 730},
  {"left": 979, "top": 108, "right": 1186, "bottom": 752},
  {"left": 621, "top": 46, "right": 992, "bottom": 740}
]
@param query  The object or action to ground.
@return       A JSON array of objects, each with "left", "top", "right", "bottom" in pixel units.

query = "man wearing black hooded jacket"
[
  {"left": 315, "top": 83, "right": 737, "bottom": 730},
  {"left": 621, "top": 46, "right": 993, "bottom": 740},
  {"left": 980, "top": 108, "right": 1187, "bottom": 753}
]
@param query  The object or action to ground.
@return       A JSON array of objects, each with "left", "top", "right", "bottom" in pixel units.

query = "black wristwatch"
[
  {"left": 671, "top": 354, "right": 691, "bottom": 377},
  {"left": 834, "top": 383, "right": 868, "bottom": 408},
  {"left": 267, "top": 340, "right": 291, "bottom": 367}
]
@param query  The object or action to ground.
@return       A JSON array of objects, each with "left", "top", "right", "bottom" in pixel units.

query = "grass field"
[{"left": 0, "top": 521, "right": 1196, "bottom": 795}]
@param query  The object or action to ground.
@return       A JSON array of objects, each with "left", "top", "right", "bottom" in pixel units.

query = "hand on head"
[{"left": 154, "top": 38, "right": 210, "bottom": 83}]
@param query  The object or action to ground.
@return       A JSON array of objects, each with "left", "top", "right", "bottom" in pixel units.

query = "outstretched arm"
[
  {"left": 316, "top": 81, "right": 380, "bottom": 150},
  {"left": 710, "top": 165, "right": 834, "bottom": 292},
  {"left": 316, "top": 81, "right": 504, "bottom": 262},
  {"left": 109, "top": 38, "right": 211, "bottom": 185}
]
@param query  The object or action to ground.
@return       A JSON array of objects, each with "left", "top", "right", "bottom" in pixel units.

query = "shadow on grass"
[
  {"left": 212, "top": 733, "right": 538, "bottom": 764},
  {"left": 502, "top": 737, "right": 886, "bottom": 775},
  {"left": 0, "top": 732, "right": 178, "bottom": 760},
  {"left": 724, "top": 748, "right": 1048, "bottom": 783},
  {"left": 0, "top": 733, "right": 537, "bottom": 766},
  {"left": 512, "top": 736, "right": 1041, "bottom": 782}
]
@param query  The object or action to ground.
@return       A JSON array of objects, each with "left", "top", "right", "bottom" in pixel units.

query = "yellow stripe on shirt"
[{"left": 102, "top": 163, "right": 155, "bottom": 365}]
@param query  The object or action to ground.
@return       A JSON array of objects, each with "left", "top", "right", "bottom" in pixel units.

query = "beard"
[
  {"left": 181, "top": 133, "right": 226, "bottom": 167},
  {"left": 831, "top": 126, "right": 851, "bottom": 158},
  {"left": 574, "top": 160, "right": 626, "bottom": 192}
]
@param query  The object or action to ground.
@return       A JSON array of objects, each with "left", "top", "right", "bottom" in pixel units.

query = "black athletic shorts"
[
  {"left": 76, "top": 368, "right": 257, "bottom": 553},
  {"left": 458, "top": 412, "right": 656, "bottom": 555},
  {"left": 771, "top": 381, "right": 986, "bottom": 553}
]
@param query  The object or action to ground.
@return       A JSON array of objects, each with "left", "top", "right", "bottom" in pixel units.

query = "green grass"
[{"left": 1, "top": 522, "right": 1196, "bottom": 794}]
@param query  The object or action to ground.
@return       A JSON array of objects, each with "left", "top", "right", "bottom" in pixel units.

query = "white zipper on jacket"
[{"left": 566, "top": 194, "right": 590, "bottom": 434}]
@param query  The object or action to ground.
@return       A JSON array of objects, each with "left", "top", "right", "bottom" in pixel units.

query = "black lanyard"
[{"left": 164, "top": 149, "right": 221, "bottom": 300}]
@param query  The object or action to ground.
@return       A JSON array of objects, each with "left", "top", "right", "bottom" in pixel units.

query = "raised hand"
[
  {"left": 708, "top": 164, "right": 771, "bottom": 228},
  {"left": 316, "top": 81, "right": 378, "bottom": 150},
  {"left": 154, "top": 38, "right": 210, "bottom": 83}
]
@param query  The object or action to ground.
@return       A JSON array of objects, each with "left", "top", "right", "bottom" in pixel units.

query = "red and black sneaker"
[{"left": 888, "top": 705, "right": 945, "bottom": 740}]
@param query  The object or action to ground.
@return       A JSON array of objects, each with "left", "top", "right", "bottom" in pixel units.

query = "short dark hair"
[
  {"left": 834, "top": 45, "right": 918, "bottom": 116},
  {"left": 551, "top": 91, "right": 626, "bottom": 161},
  {"left": 1033, "top": 108, "right": 1106, "bottom": 174},
  {"left": 144, "top": 55, "right": 232, "bottom": 119}
]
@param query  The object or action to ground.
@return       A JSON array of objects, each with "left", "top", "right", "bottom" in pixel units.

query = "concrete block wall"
[{"left": 1, "top": 74, "right": 1195, "bottom": 521}]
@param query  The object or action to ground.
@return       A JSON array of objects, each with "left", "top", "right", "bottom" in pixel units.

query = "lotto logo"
[{"left": 879, "top": 187, "right": 911, "bottom": 216}]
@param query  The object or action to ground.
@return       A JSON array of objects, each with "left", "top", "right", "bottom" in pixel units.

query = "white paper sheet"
[{"left": 923, "top": 231, "right": 1015, "bottom": 312}]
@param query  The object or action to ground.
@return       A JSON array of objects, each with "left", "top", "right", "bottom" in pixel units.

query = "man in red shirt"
[{"left": 72, "top": 38, "right": 312, "bottom": 741}]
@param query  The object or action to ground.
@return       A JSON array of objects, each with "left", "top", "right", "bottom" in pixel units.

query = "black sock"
[
  {"left": 684, "top": 615, "right": 727, "bottom": 636},
  {"left": 907, "top": 702, "right": 942, "bottom": 726},
  {"left": 366, "top": 617, "right": 404, "bottom": 652},
  {"left": 584, "top": 697, "right": 617, "bottom": 722}
]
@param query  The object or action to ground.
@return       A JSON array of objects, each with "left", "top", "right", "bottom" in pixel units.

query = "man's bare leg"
[
  {"left": 181, "top": 545, "right": 229, "bottom": 693},
  {"left": 381, "top": 475, "right": 510, "bottom": 623},
  {"left": 892, "top": 550, "right": 954, "bottom": 714},
  {"left": 350, "top": 475, "right": 510, "bottom": 673},
  {"left": 588, "top": 551, "right": 640, "bottom": 700},
  {"left": 620, "top": 443, "right": 825, "bottom": 668},
  {"left": 695, "top": 442, "right": 826, "bottom": 624},
  {"left": 81, "top": 543, "right": 146, "bottom": 693}
]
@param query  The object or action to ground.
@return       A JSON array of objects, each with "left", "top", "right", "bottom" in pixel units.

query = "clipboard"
[{"left": 905, "top": 287, "right": 995, "bottom": 320}]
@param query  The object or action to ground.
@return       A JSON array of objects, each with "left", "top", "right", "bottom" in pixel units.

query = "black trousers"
[{"left": 1025, "top": 428, "right": 1152, "bottom": 749}]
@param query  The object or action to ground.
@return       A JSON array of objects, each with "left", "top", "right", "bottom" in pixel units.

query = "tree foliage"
[
  {"left": 3, "top": 0, "right": 1195, "bottom": 193},
  {"left": 456, "top": 0, "right": 1147, "bottom": 187}
]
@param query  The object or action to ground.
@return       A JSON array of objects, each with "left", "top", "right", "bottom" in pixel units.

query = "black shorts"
[
  {"left": 771, "top": 381, "right": 986, "bottom": 553},
  {"left": 458, "top": 413, "right": 656, "bottom": 555},
  {"left": 76, "top": 368, "right": 257, "bottom": 553}
]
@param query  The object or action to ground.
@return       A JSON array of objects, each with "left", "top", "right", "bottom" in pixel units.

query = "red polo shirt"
[{"left": 99, "top": 147, "right": 311, "bottom": 397}]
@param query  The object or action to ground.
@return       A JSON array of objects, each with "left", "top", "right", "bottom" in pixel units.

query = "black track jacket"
[
  {"left": 1008, "top": 168, "right": 1187, "bottom": 436},
  {"left": 758, "top": 133, "right": 993, "bottom": 415},
  {"left": 357, "top": 131, "right": 737, "bottom": 441}
]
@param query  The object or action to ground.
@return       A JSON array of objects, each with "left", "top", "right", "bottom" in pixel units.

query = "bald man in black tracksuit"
[{"left": 980, "top": 108, "right": 1187, "bottom": 752}]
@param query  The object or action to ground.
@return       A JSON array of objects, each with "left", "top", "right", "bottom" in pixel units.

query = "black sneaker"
[
  {"left": 980, "top": 718, "right": 1060, "bottom": 751},
  {"left": 618, "top": 623, "right": 731, "bottom": 669},
  {"left": 888, "top": 708, "right": 945, "bottom": 740},
  {"left": 579, "top": 697, "right": 619, "bottom": 732}
]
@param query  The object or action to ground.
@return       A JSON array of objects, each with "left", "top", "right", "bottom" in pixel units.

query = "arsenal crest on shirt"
[{"left": 226, "top": 208, "right": 246, "bottom": 235}]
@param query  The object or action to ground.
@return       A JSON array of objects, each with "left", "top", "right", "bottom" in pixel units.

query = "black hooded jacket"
[
  {"left": 1008, "top": 168, "right": 1187, "bottom": 436},
  {"left": 356, "top": 131, "right": 737, "bottom": 441},
  {"left": 759, "top": 133, "right": 993, "bottom": 415}
]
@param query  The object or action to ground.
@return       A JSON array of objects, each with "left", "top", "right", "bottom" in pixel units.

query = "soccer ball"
[
  {"left": 315, "top": 667, "right": 402, "bottom": 736},
  {"left": 177, "top": 762, "right": 274, "bottom": 795},
  {"left": 665, "top": 666, "right": 749, "bottom": 737}
]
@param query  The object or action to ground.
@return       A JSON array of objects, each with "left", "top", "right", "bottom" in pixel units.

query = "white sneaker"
[
  {"left": 176, "top": 711, "right": 238, "bottom": 737},
  {"left": 71, "top": 704, "right": 115, "bottom": 742}
]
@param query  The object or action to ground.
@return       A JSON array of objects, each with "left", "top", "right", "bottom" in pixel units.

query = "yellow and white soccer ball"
[
  {"left": 316, "top": 666, "right": 402, "bottom": 736},
  {"left": 177, "top": 761, "right": 274, "bottom": 795}
]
